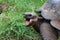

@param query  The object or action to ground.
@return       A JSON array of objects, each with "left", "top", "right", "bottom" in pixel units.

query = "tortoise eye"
[
  {"left": 38, "top": 10, "right": 42, "bottom": 13},
  {"left": 35, "top": 10, "right": 42, "bottom": 13}
]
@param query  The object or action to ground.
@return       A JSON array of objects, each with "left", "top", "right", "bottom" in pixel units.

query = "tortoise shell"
[{"left": 50, "top": 20, "right": 60, "bottom": 30}]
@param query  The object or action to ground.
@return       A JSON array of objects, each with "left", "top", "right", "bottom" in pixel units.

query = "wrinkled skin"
[
  {"left": 37, "top": 0, "right": 60, "bottom": 30},
  {"left": 24, "top": 12, "right": 58, "bottom": 40}
]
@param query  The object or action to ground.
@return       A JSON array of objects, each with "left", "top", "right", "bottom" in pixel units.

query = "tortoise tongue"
[
  {"left": 50, "top": 20, "right": 60, "bottom": 30},
  {"left": 25, "top": 20, "right": 30, "bottom": 26}
]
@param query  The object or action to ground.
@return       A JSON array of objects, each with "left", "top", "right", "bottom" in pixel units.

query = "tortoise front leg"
[{"left": 40, "top": 22, "right": 58, "bottom": 40}]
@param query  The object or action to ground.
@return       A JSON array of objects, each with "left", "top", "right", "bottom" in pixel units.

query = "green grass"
[
  {"left": 0, "top": 0, "right": 60, "bottom": 40},
  {"left": 0, "top": 0, "right": 46, "bottom": 40}
]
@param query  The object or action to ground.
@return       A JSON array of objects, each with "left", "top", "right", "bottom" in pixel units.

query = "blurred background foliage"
[{"left": 0, "top": 0, "right": 45, "bottom": 40}]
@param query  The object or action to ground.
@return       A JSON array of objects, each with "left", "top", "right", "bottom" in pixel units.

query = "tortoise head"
[{"left": 24, "top": 12, "right": 38, "bottom": 26}]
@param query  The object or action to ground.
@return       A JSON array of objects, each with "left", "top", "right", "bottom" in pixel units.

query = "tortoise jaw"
[{"left": 25, "top": 18, "right": 31, "bottom": 26}]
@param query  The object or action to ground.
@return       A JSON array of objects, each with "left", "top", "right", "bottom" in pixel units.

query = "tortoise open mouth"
[
  {"left": 26, "top": 18, "right": 30, "bottom": 21},
  {"left": 25, "top": 18, "right": 31, "bottom": 26},
  {"left": 24, "top": 12, "right": 37, "bottom": 26}
]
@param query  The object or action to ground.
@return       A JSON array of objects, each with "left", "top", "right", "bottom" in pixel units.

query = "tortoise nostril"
[
  {"left": 23, "top": 13, "right": 32, "bottom": 16},
  {"left": 28, "top": 14, "right": 32, "bottom": 16},
  {"left": 23, "top": 13, "right": 32, "bottom": 18}
]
